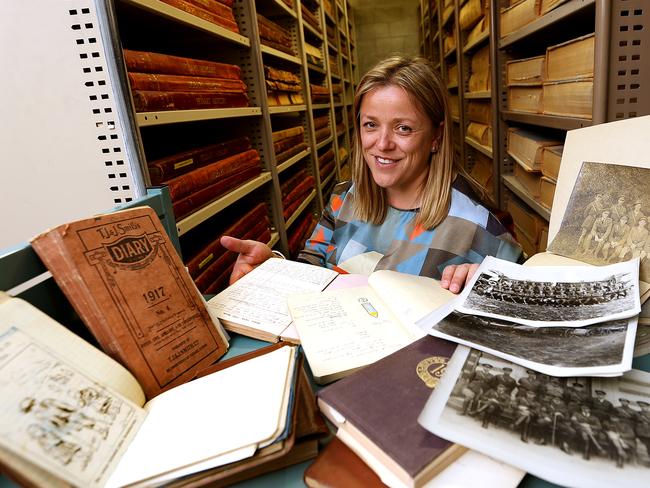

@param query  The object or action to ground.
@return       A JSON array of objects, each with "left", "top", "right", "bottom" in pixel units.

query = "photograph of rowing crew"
[
  {"left": 547, "top": 161, "right": 650, "bottom": 283},
  {"left": 436, "top": 351, "right": 650, "bottom": 482},
  {"left": 455, "top": 256, "right": 640, "bottom": 328}
]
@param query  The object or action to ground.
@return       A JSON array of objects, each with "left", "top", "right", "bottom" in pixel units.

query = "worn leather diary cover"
[
  {"left": 317, "top": 336, "right": 464, "bottom": 487},
  {"left": 31, "top": 206, "right": 229, "bottom": 400}
]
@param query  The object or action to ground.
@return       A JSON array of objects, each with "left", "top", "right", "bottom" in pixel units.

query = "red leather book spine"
[
  {"left": 166, "top": 149, "right": 260, "bottom": 201},
  {"left": 173, "top": 166, "right": 262, "bottom": 220},
  {"left": 281, "top": 168, "right": 309, "bottom": 199},
  {"left": 276, "top": 142, "right": 308, "bottom": 164},
  {"left": 314, "top": 126, "right": 332, "bottom": 142},
  {"left": 319, "top": 160, "right": 335, "bottom": 183},
  {"left": 159, "top": 0, "right": 239, "bottom": 33},
  {"left": 123, "top": 50, "right": 241, "bottom": 79},
  {"left": 132, "top": 90, "right": 248, "bottom": 112},
  {"left": 259, "top": 38, "right": 296, "bottom": 56},
  {"left": 184, "top": 0, "right": 234, "bottom": 18},
  {"left": 288, "top": 212, "right": 316, "bottom": 257},
  {"left": 273, "top": 134, "right": 305, "bottom": 155},
  {"left": 318, "top": 148, "right": 335, "bottom": 165},
  {"left": 313, "top": 115, "right": 330, "bottom": 130},
  {"left": 271, "top": 125, "right": 304, "bottom": 142},
  {"left": 147, "top": 137, "right": 251, "bottom": 185},
  {"left": 283, "top": 176, "right": 315, "bottom": 220},
  {"left": 128, "top": 72, "right": 246, "bottom": 93},
  {"left": 185, "top": 203, "right": 268, "bottom": 278}
]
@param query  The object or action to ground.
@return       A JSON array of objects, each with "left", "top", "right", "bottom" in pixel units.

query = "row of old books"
[
  {"left": 313, "top": 114, "right": 332, "bottom": 143},
  {"left": 461, "top": 0, "right": 491, "bottom": 49},
  {"left": 301, "top": 2, "right": 322, "bottom": 34},
  {"left": 288, "top": 210, "right": 318, "bottom": 258},
  {"left": 467, "top": 151, "right": 495, "bottom": 201},
  {"left": 265, "top": 65, "right": 304, "bottom": 106},
  {"left": 147, "top": 136, "right": 262, "bottom": 221},
  {"left": 507, "top": 196, "right": 550, "bottom": 257},
  {"left": 507, "top": 127, "right": 564, "bottom": 211},
  {"left": 281, "top": 168, "right": 315, "bottom": 222},
  {"left": 500, "top": 0, "right": 570, "bottom": 38},
  {"left": 124, "top": 49, "right": 249, "bottom": 112},
  {"left": 318, "top": 147, "right": 336, "bottom": 184},
  {"left": 273, "top": 125, "right": 308, "bottom": 165},
  {"left": 257, "top": 13, "right": 295, "bottom": 56},
  {"left": 311, "top": 83, "right": 330, "bottom": 104},
  {"left": 1, "top": 206, "right": 331, "bottom": 487},
  {"left": 160, "top": 0, "right": 239, "bottom": 34},
  {"left": 304, "top": 41, "right": 323, "bottom": 67},
  {"left": 506, "top": 33, "right": 595, "bottom": 119},
  {"left": 465, "top": 45, "right": 492, "bottom": 150}
]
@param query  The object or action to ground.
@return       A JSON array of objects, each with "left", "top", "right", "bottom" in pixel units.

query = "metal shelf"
[
  {"left": 260, "top": 45, "right": 301, "bottom": 65},
  {"left": 285, "top": 189, "right": 316, "bottom": 228},
  {"left": 502, "top": 175, "right": 551, "bottom": 221},
  {"left": 271, "top": 0, "right": 297, "bottom": 18},
  {"left": 502, "top": 110, "right": 592, "bottom": 130},
  {"left": 136, "top": 107, "right": 261, "bottom": 127},
  {"left": 268, "top": 231, "right": 280, "bottom": 248},
  {"left": 277, "top": 149, "right": 310, "bottom": 174},
  {"left": 464, "top": 91, "right": 491, "bottom": 99},
  {"left": 269, "top": 105, "right": 307, "bottom": 115},
  {"left": 320, "top": 171, "right": 335, "bottom": 190},
  {"left": 463, "top": 29, "right": 489, "bottom": 53},
  {"left": 302, "top": 21, "right": 324, "bottom": 40},
  {"left": 316, "top": 136, "right": 334, "bottom": 150},
  {"left": 176, "top": 172, "right": 272, "bottom": 235},
  {"left": 123, "top": 0, "right": 250, "bottom": 46},
  {"left": 465, "top": 136, "right": 493, "bottom": 158}
]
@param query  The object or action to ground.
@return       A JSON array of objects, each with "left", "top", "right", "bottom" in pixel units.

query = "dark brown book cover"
[
  {"left": 288, "top": 212, "right": 316, "bottom": 257},
  {"left": 276, "top": 142, "right": 308, "bottom": 164},
  {"left": 304, "top": 438, "right": 386, "bottom": 488},
  {"left": 273, "top": 133, "right": 305, "bottom": 155},
  {"left": 281, "top": 168, "right": 309, "bottom": 197},
  {"left": 173, "top": 165, "right": 262, "bottom": 220},
  {"left": 315, "top": 126, "right": 332, "bottom": 142},
  {"left": 264, "top": 66, "right": 301, "bottom": 84},
  {"left": 317, "top": 336, "right": 463, "bottom": 484},
  {"left": 272, "top": 125, "right": 304, "bottom": 142},
  {"left": 257, "top": 14, "right": 292, "bottom": 46},
  {"left": 124, "top": 50, "right": 242, "bottom": 79},
  {"left": 30, "top": 207, "right": 229, "bottom": 400},
  {"left": 147, "top": 137, "right": 251, "bottom": 185},
  {"left": 313, "top": 115, "right": 330, "bottom": 130},
  {"left": 318, "top": 148, "right": 334, "bottom": 165},
  {"left": 166, "top": 149, "right": 260, "bottom": 201},
  {"left": 159, "top": 0, "right": 239, "bottom": 33},
  {"left": 260, "top": 38, "right": 296, "bottom": 56},
  {"left": 283, "top": 176, "right": 315, "bottom": 213},
  {"left": 132, "top": 90, "right": 249, "bottom": 112},
  {"left": 184, "top": 0, "right": 233, "bottom": 19},
  {"left": 128, "top": 72, "right": 246, "bottom": 93},
  {"left": 185, "top": 203, "right": 268, "bottom": 278},
  {"left": 301, "top": 4, "right": 321, "bottom": 32},
  {"left": 319, "top": 160, "right": 335, "bottom": 183}
]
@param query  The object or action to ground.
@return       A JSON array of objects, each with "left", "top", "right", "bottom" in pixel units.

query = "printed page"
[
  {"left": 0, "top": 293, "right": 145, "bottom": 405},
  {"left": 106, "top": 345, "right": 295, "bottom": 487},
  {"left": 288, "top": 287, "right": 418, "bottom": 383},
  {"left": 0, "top": 327, "right": 145, "bottom": 488},
  {"left": 207, "top": 259, "right": 338, "bottom": 338},
  {"left": 368, "top": 270, "right": 455, "bottom": 333}
]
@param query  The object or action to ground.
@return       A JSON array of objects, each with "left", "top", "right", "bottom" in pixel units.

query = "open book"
[
  {"left": 0, "top": 293, "right": 298, "bottom": 488},
  {"left": 288, "top": 270, "right": 456, "bottom": 384},
  {"left": 206, "top": 258, "right": 338, "bottom": 343}
]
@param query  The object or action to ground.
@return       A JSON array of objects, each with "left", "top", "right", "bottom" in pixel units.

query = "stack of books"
[
  {"left": 304, "top": 42, "right": 323, "bottom": 67},
  {"left": 466, "top": 99, "right": 492, "bottom": 150},
  {"left": 506, "top": 196, "right": 549, "bottom": 256},
  {"left": 160, "top": 0, "right": 240, "bottom": 34},
  {"left": 265, "top": 66, "right": 304, "bottom": 106},
  {"left": 281, "top": 168, "right": 315, "bottom": 221},
  {"left": 273, "top": 125, "right": 308, "bottom": 164},
  {"left": 288, "top": 211, "right": 318, "bottom": 258},
  {"left": 313, "top": 115, "right": 332, "bottom": 142},
  {"left": 318, "top": 147, "right": 336, "bottom": 183},
  {"left": 301, "top": 2, "right": 322, "bottom": 33},
  {"left": 257, "top": 13, "right": 295, "bottom": 56},
  {"left": 124, "top": 50, "right": 249, "bottom": 112},
  {"left": 464, "top": 1, "right": 490, "bottom": 48},
  {"left": 183, "top": 202, "right": 273, "bottom": 294},
  {"left": 310, "top": 83, "right": 330, "bottom": 104}
]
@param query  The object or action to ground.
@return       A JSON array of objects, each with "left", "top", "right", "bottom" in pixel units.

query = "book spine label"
[
  {"left": 132, "top": 90, "right": 249, "bottom": 112},
  {"left": 123, "top": 49, "right": 241, "bottom": 79}
]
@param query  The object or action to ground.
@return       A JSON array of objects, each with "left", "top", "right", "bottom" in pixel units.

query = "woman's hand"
[
  {"left": 220, "top": 236, "right": 273, "bottom": 284},
  {"left": 440, "top": 263, "right": 479, "bottom": 294}
]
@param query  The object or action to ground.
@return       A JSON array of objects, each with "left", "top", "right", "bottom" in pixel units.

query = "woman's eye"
[
  {"left": 397, "top": 125, "right": 413, "bottom": 133},
  {"left": 362, "top": 121, "right": 376, "bottom": 129}
]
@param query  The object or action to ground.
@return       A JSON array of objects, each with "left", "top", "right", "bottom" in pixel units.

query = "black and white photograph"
[
  {"left": 547, "top": 161, "right": 650, "bottom": 283},
  {"left": 426, "top": 311, "right": 636, "bottom": 377},
  {"left": 455, "top": 256, "right": 641, "bottom": 328},
  {"left": 418, "top": 347, "right": 650, "bottom": 488}
]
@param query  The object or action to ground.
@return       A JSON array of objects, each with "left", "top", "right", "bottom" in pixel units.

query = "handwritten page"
[
  {"left": 207, "top": 259, "right": 338, "bottom": 339},
  {"left": 288, "top": 286, "right": 417, "bottom": 384}
]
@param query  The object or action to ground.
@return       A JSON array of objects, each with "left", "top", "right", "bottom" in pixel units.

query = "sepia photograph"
[
  {"left": 455, "top": 256, "right": 641, "bottom": 327},
  {"left": 547, "top": 161, "right": 650, "bottom": 283},
  {"left": 429, "top": 311, "right": 636, "bottom": 377},
  {"left": 418, "top": 347, "right": 650, "bottom": 488}
]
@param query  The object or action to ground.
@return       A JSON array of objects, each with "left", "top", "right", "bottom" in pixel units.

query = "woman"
[{"left": 221, "top": 56, "right": 521, "bottom": 293}]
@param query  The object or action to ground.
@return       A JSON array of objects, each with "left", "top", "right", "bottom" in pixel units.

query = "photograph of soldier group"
[
  {"left": 547, "top": 162, "right": 650, "bottom": 282},
  {"left": 451, "top": 355, "right": 650, "bottom": 469}
]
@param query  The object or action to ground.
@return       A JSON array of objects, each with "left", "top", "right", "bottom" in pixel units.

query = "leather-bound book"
[
  {"left": 147, "top": 136, "right": 251, "bottom": 185},
  {"left": 274, "top": 133, "right": 305, "bottom": 155},
  {"left": 185, "top": 202, "right": 268, "bottom": 279},
  {"left": 288, "top": 211, "right": 316, "bottom": 258},
  {"left": 283, "top": 177, "right": 315, "bottom": 220},
  {"left": 159, "top": 0, "right": 239, "bottom": 33},
  {"left": 276, "top": 142, "right": 309, "bottom": 164},
  {"left": 315, "top": 126, "right": 332, "bottom": 142},
  {"left": 259, "top": 38, "right": 295, "bottom": 56},
  {"left": 281, "top": 169, "right": 310, "bottom": 199},
  {"left": 184, "top": 0, "right": 234, "bottom": 18},
  {"left": 265, "top": 66, "right": 301, "bottom": 84},
  {"left": 304, "top": 438, "right": 386, "bottom": 488},
  {"left": 317, "top": 336, "right": 465, "bottom": 488},
  {"left": 313, "top": 115, "right": 330, "bottom": 130},
  {"left": 128, "top": 72, "right": 246, "bottom": 93},
  {"left": 166, "top": 149, "right": 260, "bottom": 202},
  {"left": 272, "top": 125, "right": 304, "bottom": 142},
  {"left": 30, "top": 207, "right": 229, "bottom": 400},
  {"left": 132, "top": 90, "right": 249, "bottom": 112},
  {"left": 173, "top": 165, "right": 262, "bottom": 220},
  {"left": 301, "top": 3, "right": 321, "bottom": 32},
  {"left": 124, "top": 50, "right": 242, "bottom": 79}
]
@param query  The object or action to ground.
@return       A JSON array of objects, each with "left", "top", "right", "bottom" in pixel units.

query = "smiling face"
[{"left": 359, "top": 85, "right": 439, "bottom": 209}]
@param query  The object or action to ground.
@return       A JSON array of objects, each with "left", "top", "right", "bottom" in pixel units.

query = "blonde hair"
[{"left": 351, "top": 56, "right": 453, "bottom": 229}]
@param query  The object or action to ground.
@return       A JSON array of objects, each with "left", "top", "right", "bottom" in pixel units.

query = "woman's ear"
[{"left": 431, "top": 121, "right": 444, "bottom": 153}]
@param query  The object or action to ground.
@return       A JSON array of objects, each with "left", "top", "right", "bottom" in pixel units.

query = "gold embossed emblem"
[{"left": 416, "top": 356, "right": 449, "bottom": 388}]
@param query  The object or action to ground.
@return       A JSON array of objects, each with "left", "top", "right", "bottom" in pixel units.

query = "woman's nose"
[{"left": 376, "top": 128, "right": 394, "bottom": 150}]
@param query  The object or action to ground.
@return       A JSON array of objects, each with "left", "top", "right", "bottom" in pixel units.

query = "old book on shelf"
[
  {"left": 468, "top": 151, "right": 493, "bottom": 189},
  {"left": 449, "top": 93, "right": 460, "bottom": 119},
  {"left": 304, "top": 437, "right": 385, "bottom": 488},
  {"left": 506, "top": 197, "right": 546, "bottom": 244},
  {"left": 506, "top": 55, "right": 545, "bottom": 85},
  {"left": 132, "top": 90, "right": 249, "bottom": 112},
  {"left": 507, "top": 85, "right": 542, "bottom": 113},
  {"left": 541, "top": 144, "right": 563, "bottom": 180},
  {"left": 207, "top": 258, "right": 339, "bottom": 343},
  {"left": 272, "top": 125, "right": 304, "bottom": 142},
  {"left": 466, "top": 14, "right": 489, "bottom": 48},
  {"left": 500, "top": 0, "right": 540, "bottom": 38},
  {"left": 540, "top": 0, "right": 569, "bottom": 14},
  {"left": 123, "top": 50, "right": 241, "bottom": 79},
  {"left": 159, "top": 0, "right": 239, "bottom": 33},
  {"left": 515, "top": 224, "right": 537, "bottom": 256},
  {"left": 466, "top": 122, "right": 492, "bottom": 148},
  {"left": 468, "top": 45, "right": 490, "bottom": 93},
  {"left": 0, "top": 294, "right": 297, "bottom": 488},
  {"left": 506, "top": 128, "right": 561, "bottom": 172},
  {"left": 459, "top": 0, "right": 484, "bottom": 30},
  {"left": 513, "top": 161, "right": 541, "bottom": 198},
  {"left": 542, "top": 78, "right": 593, "bottom": 119},
  {"left": 467, "top": 100, "right": 491, "bottom": 125},
  {"left": 545, "top": 33, "right": 595, "bottom": 82},
  {"left": 538, "top": 175, "right": 556, "bottom": 209},
  {"left": 317, "top": 336, "right": 465, "bottom": 487},
  {"left": 30, "top": 207, "right": 229, "bottom": 400},
  {"left": 446, "top": 62, "right": 458, "bottom": 87},
  {"left": 128, "top": 72, "right": 247, "bottom": 93},
  {"left": 288, "top": 271, "right": 456, "bottom": 384}
]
